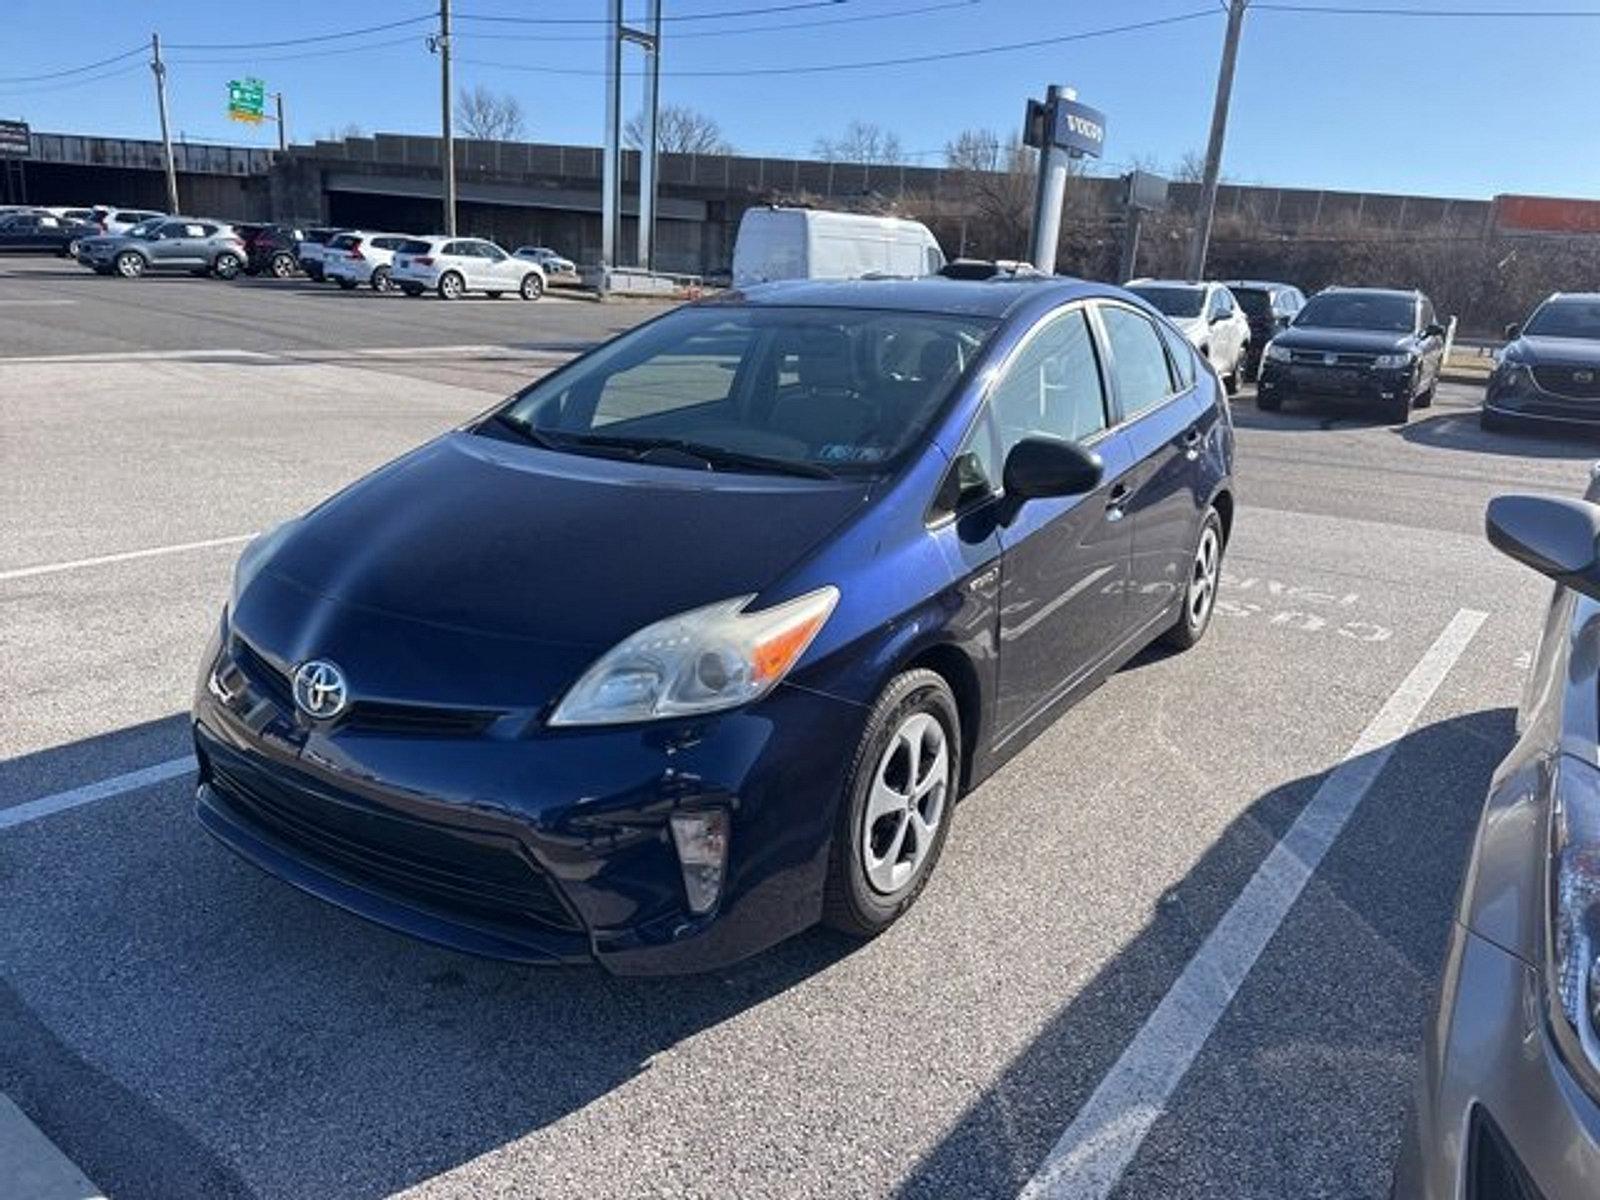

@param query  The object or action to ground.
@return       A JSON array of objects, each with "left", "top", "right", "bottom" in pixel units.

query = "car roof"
[
  {"left": 1544, "top": 292, "right": 1600, "bottom": 304},
  {"left": 1222, "top": 279, "right": 1296, "bottom": 292},
  {"left": 1127, "top": 278, "right": 1211, "bottom": 291},
  {"left": 708, "top": 275, "right": 1110, "bottom": 319},
  {"left": 1315, "top": 286, "right": 1420, "bottom": 299}
]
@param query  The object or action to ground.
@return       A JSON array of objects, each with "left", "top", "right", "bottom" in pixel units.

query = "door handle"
[{"left": 1106, "top": 482, "right": 1130, "bottom": 522}]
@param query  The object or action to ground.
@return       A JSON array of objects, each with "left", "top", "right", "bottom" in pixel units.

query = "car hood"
[
  {"left": 1272, "top": 327, "right": 1414, "bottom": 354},
  {"left": 1508, "top": 335, "right": 1600, "bottom": 368},
  {"left": 251, "top": 431, "right": 871, "bottom": 652}
]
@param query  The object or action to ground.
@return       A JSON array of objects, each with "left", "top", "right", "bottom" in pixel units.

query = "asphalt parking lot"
[{"left": 1, "top": 256, "right": 1593, "bottom": 1200}]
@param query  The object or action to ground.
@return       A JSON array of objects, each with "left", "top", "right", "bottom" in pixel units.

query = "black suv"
[
  {"left": 1257, "top": 287, "right": 1446, "bottom": 424},
  {"left": 1483, "top": 293, "right": 1600, "bottom": 433},
  {"left": 1223, "top": 280, "right": 1304, "bottom": 381},
  {"left": 236, "top": 224, "right": 303, "bottom": 277}
]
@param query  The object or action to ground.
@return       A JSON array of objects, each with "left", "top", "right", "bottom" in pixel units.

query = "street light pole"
[
  {"left": 150, "top": 33, "right": 179, "bottom": 213},
  {"left": 438, "top": 0, "right": 457, "bottom": 235},
  {"left": 1187, "top": 0, "right": 1247, "bottom": 280}
]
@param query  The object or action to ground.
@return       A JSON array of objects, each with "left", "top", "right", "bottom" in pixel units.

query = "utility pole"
[
  {"left": 636, "top": 0, "right": 662, "bottom": 271},
  {"left": 436, "top": 0, "right": 457, "bottom": 235},
  {"left": 1028, "top": 84, "right": 1074, "bottom": 273},
  {"left": 150, "top": 33, "right": 179, "bottom": 213},
  {"left": 1187, "top": 0, "right": 1247, "bottom": 280},
  {"left": 272, "top": 91, "right": 286, "bottom": 152}
]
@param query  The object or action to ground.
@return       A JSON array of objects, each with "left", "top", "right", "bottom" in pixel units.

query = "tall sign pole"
[
  {"left": 274, "top": 92, "right": 287, "bottom": 152},
  {"left": 438, "top": 0, "right": 457, "bottom": 235},
  {"left": 601, "top": 0, "right": 623, "bottom": 271},
  {"left": 150, "top": 33, "right": 179, "bottom": 213},
  {"left": 1024, "top": 86, "right": 1105, "bottom": 274},
  {"left": 636, "top": 0, "right": 662, "bottom": 271},
  {"left": 1187, "top": 0, "right": 1247, "bottom": 280}
]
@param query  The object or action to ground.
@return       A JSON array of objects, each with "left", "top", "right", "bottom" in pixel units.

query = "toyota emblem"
[{"left": 292, "top": 660, "right": 349, "bottom": 720}]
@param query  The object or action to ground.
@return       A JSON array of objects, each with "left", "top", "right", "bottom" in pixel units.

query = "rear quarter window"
[{"left": 397, "top": 239, "right": 433, "bottom": 255}]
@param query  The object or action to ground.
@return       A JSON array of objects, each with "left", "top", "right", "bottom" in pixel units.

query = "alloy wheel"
[
  {"left": 862, "top": 711, "right": 949, "bottom": 895},
  {"left": 1189, "top": 524, "right": 1221, "bottom": 627}
]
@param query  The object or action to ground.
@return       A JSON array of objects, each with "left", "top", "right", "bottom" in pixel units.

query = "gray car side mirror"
[{"left": 1487, "top": 495, "right": 1600, "bottom": 602}]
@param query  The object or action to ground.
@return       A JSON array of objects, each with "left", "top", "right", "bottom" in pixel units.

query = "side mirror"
[
  {"left": 1424, "top": 322, "right": 1446, "bottom": 339},
  {"left": 1486, "top": 495, "right": 1600, "bottom": 602},
  {"left": 1504, "top": 322, "right": 1522, "bottom": 341},
  {"left": 1003, "top": 436, "right": 1104, "bottom": 503}
]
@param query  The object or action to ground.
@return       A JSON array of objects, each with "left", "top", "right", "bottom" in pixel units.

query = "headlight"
[
  {"left": 549, "top": 586, "right": 839, "bottom": 726},
  {"left": 1373, "top": 352, "right": 1414, "bottom": 369},
  {"left": 230, "top": 520, "right": 296, "bottom": 611},
  {"left": 1548, "top": 755, "right": 1600, "bottom": 1095},
  {"left": 1264, "top": 342, "right": 1291, "bottom": 363},
  {"left": 1496, "top": 362, "right": 1531, "bottom": 388}
]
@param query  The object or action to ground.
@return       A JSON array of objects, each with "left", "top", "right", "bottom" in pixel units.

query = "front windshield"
[
  {"left": 1128, "top": 286, "right": 1205, "bottom": 319},
  {"left": 1523, "top": 300, "right": 1600, "bottom": 340},
  {"left": 1294, "top": 293, "right": 1415, "bottom": 333},
  {"left": 496, "top": 305, "right": 996, "bottom": 474}
]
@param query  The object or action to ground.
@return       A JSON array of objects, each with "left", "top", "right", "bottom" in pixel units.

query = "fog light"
[{"left": 669, "top": 809, "right": 729, "bottom": 915}]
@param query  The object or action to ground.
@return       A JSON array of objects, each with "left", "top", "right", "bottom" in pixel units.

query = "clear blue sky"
[{"left": 2, "top": 0, "right": 1595, "bottom": 199}]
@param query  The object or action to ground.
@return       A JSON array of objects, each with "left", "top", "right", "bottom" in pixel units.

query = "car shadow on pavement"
[
  {"left": 894, "top": 705, "right": 1515, "bottom": 1200},
  {"left": 0, "top": 716, "right": 855, "bottom": 1200},
  {"left": 1400, "top": 411, "right": 1600, "bottom": 459}
]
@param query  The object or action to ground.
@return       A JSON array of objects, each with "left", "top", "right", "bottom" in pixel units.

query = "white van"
[{"left": 732, "top": 207, "right": 945, "bottom": 287}]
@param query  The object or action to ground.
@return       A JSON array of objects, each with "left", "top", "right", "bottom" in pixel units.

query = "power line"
[
  {"left": 169, "top": 35, "right": 425, "bottom": 67},
  {"left": 455, "top": 0, "right": 977, "bottom": 44},
  {"left": 457, "top": 7, "right": 1220, "bottom": 78},
  {"left": 1253, "top": 3, "right": 1600, "bottom": 15},
  {"left": 0, "top": 60, "right": 149, "bottom": 96},
  {"left": 455, "top": 0, "right": 848, "bottom": 25},
  {"left": 167, "top": 12, "right": 436, "bottom": 51},
  {"left": 0, "top": 44, "right": 145, "bottom": 85}
]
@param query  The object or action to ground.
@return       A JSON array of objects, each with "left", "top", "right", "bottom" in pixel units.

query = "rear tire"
[
  {"left": 269, "top": 251, "right": 296, "bottom": 278},
  {"left": 1161, "top": 508, "right": 1225, "bottom": 651},
  {"left": 823, "top": 669, "right": 960, "bottom": 938},
  {"left": 114, "top": 251, "right": 145, "bottom": 278},
  {"left": 213, "top": 252, "right": 242, "bottom": 280},
  {"left": 437, "top": 271, "right": 464, "bottom": 300},
  {"left": 520, "top": 272, "right": 545, "bottom": 301},
  {"left": 370, "top": 265, "right": 393, "bottom": 292}
]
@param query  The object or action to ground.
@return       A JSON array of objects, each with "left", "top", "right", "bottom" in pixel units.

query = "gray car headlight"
[
  {"left": 1549, "top": 755, "right": 1600, "bottom": 1092},
  {"left": 549, "top": 586, "right": 838, "bottom": 726},
  {"left": 1373, "top": 352, "right": 1414, "bottom": 370}
]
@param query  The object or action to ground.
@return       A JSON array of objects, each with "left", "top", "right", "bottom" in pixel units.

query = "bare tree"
[
  {"left": 944, "top": 128, "right": 1002, "bottom": 173},
  {"left": 624, "top": 104, "right": 733, "bottom": 155},
  {"left": 317, "top": 123, "right": 366, "bottom": 142},
  {"left": 455, "top": 85, "right": 525, "bottom": 141},
  {"left": 815, "top": 120, "right": 904, "bottom": 165}
]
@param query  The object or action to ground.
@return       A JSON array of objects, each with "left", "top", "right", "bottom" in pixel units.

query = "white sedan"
[
  {"left": 1124, "top": 279, "right": 1252, "bottom": 392},
  {"left": 391, "top": 236, "right": 546, "bottom": 300}
]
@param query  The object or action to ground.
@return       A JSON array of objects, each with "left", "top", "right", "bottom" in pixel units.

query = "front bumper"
[
  {"left": 1485, "top": 370, "right": 1600, "bottom": 427},
  {"left": 1394, "top": 922, "right": 1600, "bottom": 1199},
  {"left": 1258, "top": 359, "right": 1415, "bottom": 404},
  {"left": 192, "top": 620, "right": 864, "bottom": 975}
]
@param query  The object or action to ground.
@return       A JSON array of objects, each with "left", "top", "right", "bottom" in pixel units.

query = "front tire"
[
  {"left": 437, "top": 271, "right": 465, "bottom": 300},
  {"left": 520, "top": 272, "right": 545, "bottom": 301},
  {"left": 1161, "top": 508, "right": 1225, "bottom": 651},
  {"left": 1256, "top": 389, "right": 1282, "bottom": 412},
  {"left": 114, "top": 251, "right": 145, "bottom": 278},
  {"left": 1414, "top": 382, "right": 1435, "bottom": 409},
  {"left": 370, "top": 265, "right": 393, "bottom": 292},
  {"left": 823, "top": 669, "right": 960, "bottom": 938},
  {"left": 269, "top": 251, "right": 296, "bottom": 278},
  {"left": 1387, "top": 390, "right": 1412, "bottom": 425}
]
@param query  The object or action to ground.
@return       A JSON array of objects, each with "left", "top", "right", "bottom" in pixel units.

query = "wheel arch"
[
  {"left": 1209, "top": 486, "right": 1235, "bottom": 546},
  {"left": 899, "top": 642, "right": 983, "bottom": 790}
]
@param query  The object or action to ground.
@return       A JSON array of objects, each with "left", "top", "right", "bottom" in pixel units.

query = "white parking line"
[
  {"left": 0, "top": 756, "right": 194, "bottom": 832},
  {"left": 0, "top": 533, "right": 255, "bottom": 582},
  {"left": 1017, "top": 606, "right": 1488, "bottom": 1200}
]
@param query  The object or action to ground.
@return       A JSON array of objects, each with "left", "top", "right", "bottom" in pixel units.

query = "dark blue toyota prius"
[{"left": 194, "top": 275, "right": 1235, "bottom": 974}]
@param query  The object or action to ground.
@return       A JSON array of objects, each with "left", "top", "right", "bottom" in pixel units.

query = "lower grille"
[
  {"left": 1533, "top": 366, "right": 1600, "bottom": 400},
  {"left": 209, "top": 752, "right": 578, "bottom": 933},
  {"left": 1468, "top": 1108, "right": 1545, "bottom": 1200}
]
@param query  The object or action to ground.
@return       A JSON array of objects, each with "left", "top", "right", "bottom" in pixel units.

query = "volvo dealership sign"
[
  {"left": 0, "top": 120, "right": 31, "bottom": 158},
  {"left": 1024, "top": 94, "right": 1106, "bottom": 159}
]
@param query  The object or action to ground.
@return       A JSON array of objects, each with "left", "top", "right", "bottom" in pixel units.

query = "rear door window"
[
  {"left": 1158, "top": 322, "right": 1196, "bottom": 390},
  {"left": 1098, "top": 305, "right": 1177, "bottom": 420}
]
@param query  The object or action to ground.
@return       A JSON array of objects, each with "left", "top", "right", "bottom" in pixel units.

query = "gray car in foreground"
[
  {"left": 1394, "top": 472, "right": 1600, "bottom": 1198},
  {"left": 78, "top": 216, "right": 246, "bottom": 279}
]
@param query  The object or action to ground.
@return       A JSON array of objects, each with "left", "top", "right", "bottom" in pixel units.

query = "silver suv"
[{"left": 80, "top": 217, "right": 248, "bottom": 279}]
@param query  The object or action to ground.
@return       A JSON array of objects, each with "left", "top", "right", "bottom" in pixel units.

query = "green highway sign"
[{"left": 228, "top": 77, "right": 266, "bottom": 124}]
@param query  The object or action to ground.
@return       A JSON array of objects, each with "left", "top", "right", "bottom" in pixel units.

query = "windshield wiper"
[
  {"left": 556, "top": 433, "right": 837, "bottom": 479},
  {"left": 487, "top": 412, "right": 565, "bottom": 450}
]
